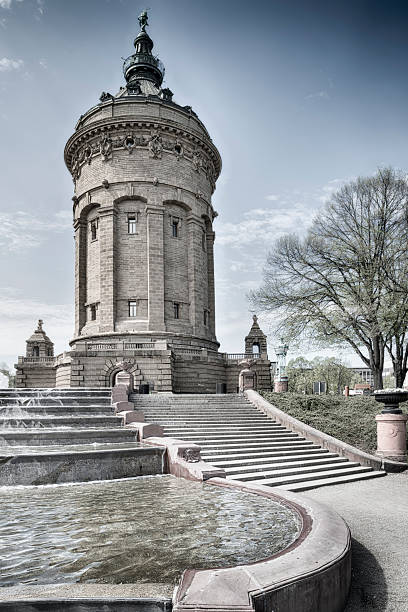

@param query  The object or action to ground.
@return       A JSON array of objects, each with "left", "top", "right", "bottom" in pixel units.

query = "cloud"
[
  {"left": 0, "top": 0, "right": 23, "bottom": 9},
  {"left": 0, "top": 57, "right": 24, "bottom": 72},
  {"left": 305, "top": 90, "right": 330, "bottom": 101},
  {"left": 265, "top": 194, "right": 279, "bottom": 201},
  {"left": 216, "top": 203, "right": 315, "bottom": 248},
  {"left": 316, "top": 178, "right": 346, "bottom": 203},
  {"left": 0, "top": 289, "right": 74, "bottom": 360},
  {"left": 0, "top": 210, "right": 72, "bottom": 252}
]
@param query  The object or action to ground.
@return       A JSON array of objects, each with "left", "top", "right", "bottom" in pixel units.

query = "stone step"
[
  {"left": 162, "top": 425, "right": 287, "bottom": 434},
  {"left": 222, "top": 456, "right": 349, "bottom": 475},
  {"left": 0, "top": 416, "right": 123, "bottom": 429},
  {"left": 181, "top": 438, "right": 308, "bottom": 450},
  {"left": 0, "top": 428, "right": 137, "bottom": 446},
  {"left": 199, "top": 442, "right": 317, "bottom": 457},
  {"left": 0, "top": 405, "right": 114, "bottom": 416},
  {"left": 139, "top": 400, "right": 256, "bottom": 416},
  {"left": 1, "top": 389, "right": 111, "bottom": 397},
  {"left": 210, "top": 450, "right": 335, "bottom": 467},
  {"left": 141, "top": 411, "right": 274, "bottom": 427},
  {"left": 233, "top": 465, "right": 374, "bottom": 487},
  {"left": 2, "top": 441, "right": 149, "bottom": 455},
  {"left": 278, "top": 470, "right": 387, "bottom": 491},
  {"left": 0, "top": 397, "right": 112, "bottom": 406},
  {"left": 164, "top": 432, "right": 301, "bottom": 442}
]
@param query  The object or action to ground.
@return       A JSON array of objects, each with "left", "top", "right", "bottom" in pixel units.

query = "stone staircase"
[
  {"left": 131, "top": 393, "right": 386, "bottom": 491},
  {"left": 0, "top": 388, "right": 163, "bottom": 485}
]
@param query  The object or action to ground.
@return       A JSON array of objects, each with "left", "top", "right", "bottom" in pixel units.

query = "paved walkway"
[{"left": 304, "top": 472, "right": 408, "bottom": 612}]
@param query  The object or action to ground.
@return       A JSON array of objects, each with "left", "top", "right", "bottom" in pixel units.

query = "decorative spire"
[{"left": 123, "top": 10, "right": 165, "bottom": 93}]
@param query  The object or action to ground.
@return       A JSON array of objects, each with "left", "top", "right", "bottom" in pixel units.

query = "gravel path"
[{"left": 304, "top": 472, "right": 408, "bottom": 612}]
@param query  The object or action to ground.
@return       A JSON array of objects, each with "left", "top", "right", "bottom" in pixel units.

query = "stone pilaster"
[
  {"left": 146, "top": 205, "right": 165, "bottom": 331},
  {"left": 206, "top": 228, "right": 216, "bottom": 340},
  {"left": 74, "top": 218, "right": 87, "bottom": 336},
  {"left": 98, "top": 206, "right": 118, "bottom": 332},
  {"left": 187, "top": 215, "right": 205, "bottom": 335}
]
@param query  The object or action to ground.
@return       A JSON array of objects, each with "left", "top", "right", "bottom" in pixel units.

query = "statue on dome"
[{"left": 138, "top": 10, "right": 149, "bottom": 32}]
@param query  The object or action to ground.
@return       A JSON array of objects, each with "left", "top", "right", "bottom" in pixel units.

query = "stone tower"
[
  {"left": 15, "top": 13, "right": 273, "bottom": 393},
  {"left": 62, "top": 13, "right": 222, "bottom": 390}
]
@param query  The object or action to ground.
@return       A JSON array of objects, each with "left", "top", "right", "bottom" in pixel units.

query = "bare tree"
[{"left": 251, "top": 168, "right": 408, "bottom": 389}]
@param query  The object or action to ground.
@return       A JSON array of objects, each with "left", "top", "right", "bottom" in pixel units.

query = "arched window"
[
  {"left": 33, "top": 346, "right": 39, "bottom": 357},
  {"left": 252, "top": 343, "right": 260, "bottom": 355}
]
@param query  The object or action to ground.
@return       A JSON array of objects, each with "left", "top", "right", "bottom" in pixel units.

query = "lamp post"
[{"left": 274, "top": 339, "right": 289, "bottom": 393}]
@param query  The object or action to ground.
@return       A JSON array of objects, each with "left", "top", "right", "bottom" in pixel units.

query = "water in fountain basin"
[{"left": 0, "top": 475, "right": 300, "bottom": 587}]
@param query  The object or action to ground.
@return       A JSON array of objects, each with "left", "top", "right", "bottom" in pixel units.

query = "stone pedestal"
[
  {"left": 376, "top": 413, "right": 408, "bottom": 462},
  {"left": 274, "top": 377, "right": 288, "bottom": 393},
  {"left": 238, "top": 364, "right": 256, "bottom": 393}
]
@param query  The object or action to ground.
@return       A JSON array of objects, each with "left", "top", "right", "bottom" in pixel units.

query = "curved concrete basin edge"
[{"left": 173, "top": 477, "right": 351, "bottom": 612}]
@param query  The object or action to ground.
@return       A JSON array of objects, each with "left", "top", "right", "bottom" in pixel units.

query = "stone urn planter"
[
  {"left": 374, "top": 389, "right": 408, "bottom": 462},
  {"left": 373, "top": 388, "right": 408, "bottom": 414}
]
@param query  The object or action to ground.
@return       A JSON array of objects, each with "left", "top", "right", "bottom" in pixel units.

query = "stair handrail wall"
[{"left": 245, "top": 390, "right": 407, "bottom": 473}]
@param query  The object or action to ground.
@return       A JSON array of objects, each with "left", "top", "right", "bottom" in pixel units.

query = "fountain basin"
[
  {"left": 0, "top": 475, "right": 300, "bottom": 587},
  {"left": 0, "top": 475, "right": 351, "bottom": 612}
]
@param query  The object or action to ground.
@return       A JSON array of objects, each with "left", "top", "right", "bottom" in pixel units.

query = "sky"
[{"left": 0, "top": 0, "right": 408, "bottom": 371}]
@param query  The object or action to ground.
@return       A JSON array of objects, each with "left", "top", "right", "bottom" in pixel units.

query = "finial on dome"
[
  {"left": 123, "top": 9, "right": 165, "bottom": 91},
  {"left": 138, "top": 10, "right": 149, "bottom": 32},
  {"left": 37, "top": 319, "right": 44, "bottom": 332}
]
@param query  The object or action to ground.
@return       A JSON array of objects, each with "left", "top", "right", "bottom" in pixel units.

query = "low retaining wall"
[
  {"left": 0, "top": 597, "right": 171, "bottom": 612},
  {"left": 246, "top": 390, "right": 407, "bottom": 473},
  {"left": 0, "top": 446, "right": 165, "bottom": 486}
]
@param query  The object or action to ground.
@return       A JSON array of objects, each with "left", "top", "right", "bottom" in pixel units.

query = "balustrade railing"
[
  {"left": 223, "top": 353, "right": 261, "bottom": 362},
  {"left": 18, "top": 356, "right": 55, "bottom": 365},
  {"left": 85, "top": 341, "right": 159, "bottom": 352}
]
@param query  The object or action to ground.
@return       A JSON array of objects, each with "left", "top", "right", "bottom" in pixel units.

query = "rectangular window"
[
  {"left": 173, "top": 302, "right": 180, "bottom": 319},
  {"left": 203, "top": 310, "right": 208, "bottom": 326},
  {"left": 128, "top": 214, "right": 137, "bottom": 234},
  {"left": 90, "top": 219, "right": 98, "bottom": 241},
  {"left": 172, "top": 219, "right": 179, "bottom": 238},
  {"left": 90, "top": 304, "right": 97, "bottom": 321},
  {"left": 202, "top": 231, "right": 206, "bottom": 251},
  {"left": 129, "top": 300, "right": 137, "bottom": 317}
]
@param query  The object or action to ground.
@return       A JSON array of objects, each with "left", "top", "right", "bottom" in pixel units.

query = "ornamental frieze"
[{"left": 66, "top": 121, "right": 219, "bottom": 190}]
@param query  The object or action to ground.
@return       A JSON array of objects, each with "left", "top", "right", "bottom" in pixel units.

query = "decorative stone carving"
[
  {"left": 129, "top": 80, "right": 142, "bottom": 95},
  {"left": 71, "top": 156, "right": 81, "bottom": 180},
  {"left": 102, "top": 179, "right": 110, "bottom": 189},
  {"left": 148, "top": 130, "right": 163, "bottom": 159},
  {"left": 192, "top": 150, "right": 203, "bottom": 172},
  {"left": 123, "top": 133, "right": 136, "bottom": 154},
  {"left": 115, "top": 360, "right": 133, "bottom": 372},
  {"left": 161, "top": 88, "right": 173, "bottom": 101},
  {"left": 183, "top": 448, "right": 201, "bottom": 463},
  {"left": 99, "top": 136, "right": 113, "bottom": 161},
  {"left": 84, "top": 146, "right": 93, "bottom": 165},
  {"left": 152, "top": 177, "right": 159, "bottom": 186},
  {"left": 99, "top": 91, "right": 114, "bottom": 103}
]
